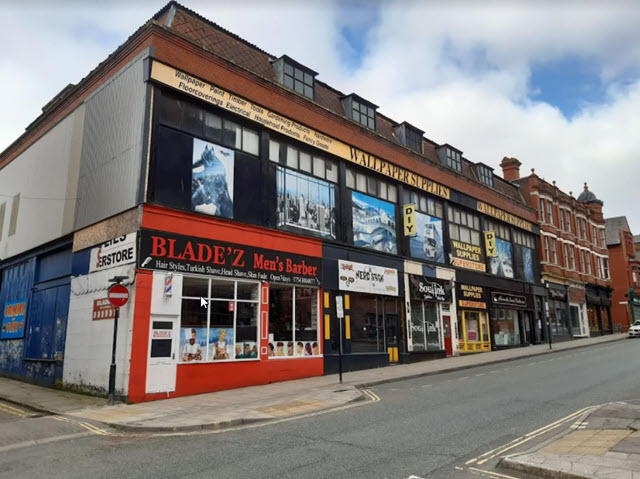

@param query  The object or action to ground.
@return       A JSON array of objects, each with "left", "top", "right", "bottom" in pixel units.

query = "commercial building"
[
  {"left": 1, "top": 2, "right": 543, "bottom": 401},
  {"left": 510, "top": 161, "right": 613, "bottom": 339},
  {"left": 605, "top": 217, "right": 640, "bottom": 331}
]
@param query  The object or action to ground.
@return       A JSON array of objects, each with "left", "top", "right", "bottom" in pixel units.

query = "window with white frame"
[
  {"left": 539, "top": 199, "right": 546, "bottom": 223},
  {"left": 268, "top": 285, "right": 320, "bottom": 357},
  {"left": 563, "top": 243, "right": 569, "bottom": 268},
  {"left": 180, "top": 276, "right": 259, "bottom": 363},
  {"left": 559, "top": 209, "right": 565, "bottom": 230},
  {"left": 565, "top": 210, "right": 572, "bottom": 233},
  {"left": 601, "top": 257, "right": 610, "bottom": 279},
  {"left": 547, "top": 201, "right": 554, "bottom": 226},
  {"left": 544, "top": 237, "right": 550, "bottom": 262},
  {"left": 570, "top": 245, "right": 576, "bottom": 269},
  {"left": 551, "top": 239, "right": 558, "bottom": 264}
]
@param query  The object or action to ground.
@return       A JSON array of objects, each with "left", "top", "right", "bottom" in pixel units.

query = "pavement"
[
  {"left": 0, "top": 333, "right": 628, "bottom": 435},
  {"left": 501, "top": 401, "right": 640, "bottom": 479}
]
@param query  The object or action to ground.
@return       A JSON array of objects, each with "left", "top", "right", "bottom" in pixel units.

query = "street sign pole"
[
  {"left": 336, "top": 295, "right": 344, "bottom": 384},
  {"left": 107, "top": 277, "right": 129, "bottom": 406},
  {"left": 108, "top": 306, "right": 119, "bottom": 406}
]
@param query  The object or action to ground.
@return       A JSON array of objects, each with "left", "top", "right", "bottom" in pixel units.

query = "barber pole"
[{"left": 164, "top": 273, "right": 173, "bottom": 297}]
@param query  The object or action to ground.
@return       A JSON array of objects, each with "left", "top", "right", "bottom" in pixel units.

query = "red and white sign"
[
  {"left": 107, "top": 284, "right": 129, "bottom": 308},
  {"left": 152, "top": 329, "right": 172, "bottom": 339},
  {"left": 92, "top": 298, "right": 116, "bottom": 321}
]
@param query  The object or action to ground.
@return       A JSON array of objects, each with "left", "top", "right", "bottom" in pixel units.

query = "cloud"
[{"left": 1, "top": 1, "right": 640, "bottom": 231}]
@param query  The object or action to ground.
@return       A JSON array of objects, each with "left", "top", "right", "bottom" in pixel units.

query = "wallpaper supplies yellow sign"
[
  {"left": 484, "top": 231, "right": 497, "bottom": 257},
  {"left": 149, "top": 60, "right": 451, "bottom": 200},
  {"left": 403, "top": 204, "right": 417, "bottom": 236},
  {"left": 477, "top": 201, "right": 533, "bottom": 232}
]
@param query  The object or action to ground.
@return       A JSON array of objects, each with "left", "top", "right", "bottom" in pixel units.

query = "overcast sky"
[{"left": 2, "top": 1, "right": 640, "bottom": 231}]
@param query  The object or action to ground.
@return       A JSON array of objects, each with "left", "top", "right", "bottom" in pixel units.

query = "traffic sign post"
[{"left": 107, "top": 280, "right": 129, "bottom": 406}]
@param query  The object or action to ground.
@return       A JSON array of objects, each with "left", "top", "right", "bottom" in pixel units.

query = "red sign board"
[
  {"left": 107, "top": 284, "right": 129, "bottom": 308},
  {"left": 93, "top": 298, "right": 116, "bottom": 321}
]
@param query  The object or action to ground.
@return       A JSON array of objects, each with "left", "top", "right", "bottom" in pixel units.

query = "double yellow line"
[
  {"left": 0, "top": 402, "right": 34, "bottom": 419},
  {"left": 50, "top": 415, "right": 111, "bottom": 436}
]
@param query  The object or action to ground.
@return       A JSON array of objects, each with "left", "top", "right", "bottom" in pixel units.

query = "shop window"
[
  {"left": 179, "top": 276, "right": 259, "bottom": 363},
  {"left": 349, "top": 295, "right": 398, "bottom": 353},
  {"left": 268, "top": 284, "right": 320, "bottom": 357},
  {"left": 492, "top": 309, "right": 521, "bottom": 346},
  {"left": 410, "top": 301, "right": 441, "bottom": 351},
  {"left": 276, "top": 167, "right": 336, "bottom": 239},
  {"left": 448, "top": 206, "right": 481, "bottom": 246}
]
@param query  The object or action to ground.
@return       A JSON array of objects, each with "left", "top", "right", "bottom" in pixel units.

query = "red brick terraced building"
[{"left": 506, "top": 158, "right": 613, "bottom": 339}]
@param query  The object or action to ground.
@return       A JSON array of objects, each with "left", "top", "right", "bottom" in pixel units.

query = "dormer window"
[
  {"left": 394, "top": 122, "right": 424, "bottom": 154},
  {"left": 476, "top": 164, "right": 494, "bottom": 187},
  {"left": 272, "top": 55, "right": 317, "bottom": 100},
  {"left": 437, "top": 145, "right": 462, "bottom": 172},
  {"left": 341, "top": 94, "right": 377, "bottom": 130}
]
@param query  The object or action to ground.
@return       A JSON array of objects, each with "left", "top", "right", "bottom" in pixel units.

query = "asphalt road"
[{"left": 1, "top": 339, "right": 639, "bottom": 479}]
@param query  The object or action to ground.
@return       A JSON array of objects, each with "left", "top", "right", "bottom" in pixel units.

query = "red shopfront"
[{"left": 128, "top": 205, "right": 324, "bottom": 402}]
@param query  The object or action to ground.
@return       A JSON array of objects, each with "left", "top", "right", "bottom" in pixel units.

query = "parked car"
[{"left": 629, "top": 321, "right": 640, "bottom": 337}]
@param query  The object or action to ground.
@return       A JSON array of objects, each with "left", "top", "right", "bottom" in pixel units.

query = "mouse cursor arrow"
[{"left": 200, "top": 297, "right": 208, "bottom": 309}]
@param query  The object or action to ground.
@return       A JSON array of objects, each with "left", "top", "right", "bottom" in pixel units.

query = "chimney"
[{"left": 500, "top": 157, "right": 521, "bottom": 181}]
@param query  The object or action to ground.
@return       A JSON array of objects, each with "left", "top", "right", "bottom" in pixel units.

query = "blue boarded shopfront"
[{"left": 0, "top": 240, "right": 72, "bottom": 386}]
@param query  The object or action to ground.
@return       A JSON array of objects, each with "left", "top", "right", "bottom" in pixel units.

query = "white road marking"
[{"left": 477, "top": 406, "right": 596, "bottom": 465}]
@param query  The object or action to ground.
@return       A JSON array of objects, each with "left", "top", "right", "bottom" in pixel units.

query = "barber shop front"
[{"left": 127, "top": 205, "right": 324, "bottom": 402}]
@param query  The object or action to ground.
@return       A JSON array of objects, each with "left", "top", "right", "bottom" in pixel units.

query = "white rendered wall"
[
  {"left": 0, "top": 106, "right": 85, "bottom": 260},
  {"left": 63, "top": 264, "right": 135, "bottom": 396}
]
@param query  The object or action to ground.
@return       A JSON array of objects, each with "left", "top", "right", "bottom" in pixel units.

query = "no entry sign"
[{"left": 107, "top": 284, "right": 129, "bottom": 308}]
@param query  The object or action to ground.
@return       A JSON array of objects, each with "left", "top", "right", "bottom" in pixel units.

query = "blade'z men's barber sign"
[{"left": 139, "top": 229, "right": 321, "bottom": 286}]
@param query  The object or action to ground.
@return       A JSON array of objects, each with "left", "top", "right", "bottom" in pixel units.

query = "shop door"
[
  {"left": 442, "top": 315, "right": 453, "bottom": 356},
  {"left": 146, "top": 316, "right": 178, "bottom": 394},
  {"left": 522, "top": 312, "right": 533, "bottom": 345}
]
